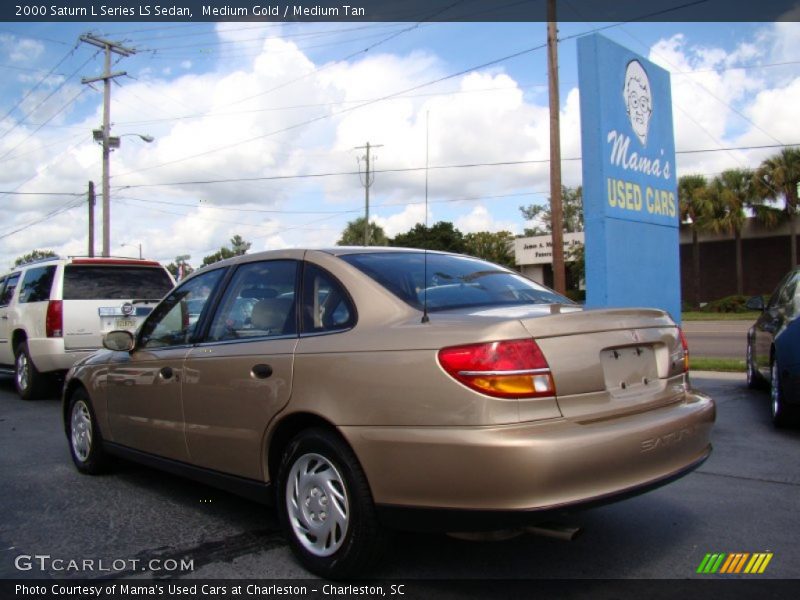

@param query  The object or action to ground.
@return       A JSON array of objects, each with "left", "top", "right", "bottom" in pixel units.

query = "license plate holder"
[{"left": 601, "top": 345, "right": 658, "bottom": 394}]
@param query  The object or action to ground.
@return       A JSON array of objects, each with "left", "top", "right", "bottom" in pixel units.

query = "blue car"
[{"left": 746, "top": 269, "right": 800, "bottom": 427}]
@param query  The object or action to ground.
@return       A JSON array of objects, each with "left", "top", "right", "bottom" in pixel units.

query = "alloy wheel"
[{"left": 15, "top": 352, "right": 29, "bottom": 393}]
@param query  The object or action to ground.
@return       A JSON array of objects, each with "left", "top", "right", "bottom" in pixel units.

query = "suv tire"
[{"left": 15, "top": 341, "right": 48, "bottom": 400}]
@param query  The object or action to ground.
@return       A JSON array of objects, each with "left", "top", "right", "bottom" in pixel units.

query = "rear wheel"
[
  {"left": 68, "top": 388, "right": 110, "bottom": 474},
  {"left": 14, "top": 341, "right": 48, "bottom": 400},
  {"left": 770, "top": 359, "right": 798, "bottom": 428},
  {"left": 276, "top": 428, "right": 386, "bottom": 578}
]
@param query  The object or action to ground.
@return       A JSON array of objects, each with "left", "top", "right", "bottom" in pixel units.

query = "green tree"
[
  {"left": 678, "top": 174, "right": 713, "bottom": 307},
  {"left": 391, "top": 221, "right": 466, "bottom": 253},
  {"left": 14, "top": 249, "right": 57, "bottom": 266},
  {"left": 229, "top": 234, "right": 251, "bottom": 255},
  {"left": 566, "top": 242, "right": 585, "bottom": 286},
  {"left": 463, "top": 231, "right": 515, "bottom": 268},
  {"left": 707, "top": 169, "right": 757, "bottom": 296},
  {"left": 337, "top": 217, "right": 389, "bottom": 246},
  {"left": 753, "top": 147, "right": 800, "bottom": 268},
  {"left": 520, "top": 185, "right": 583, "bottom": 236},
  {"left": 166, "top": 254, "right": 193, "bottom": 280},
  {"left": 203, "top": 235, "right": 252, "bottom": 267}
]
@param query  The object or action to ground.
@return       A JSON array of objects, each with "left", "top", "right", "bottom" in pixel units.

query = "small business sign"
[
  {"left": 578, "top": 34, "right": 681, "bottom": 322},
  {"left": 515, "top": 232, "right": 585, "bottom": 266}
]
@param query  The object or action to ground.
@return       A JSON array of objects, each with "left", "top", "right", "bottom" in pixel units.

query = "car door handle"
[
  {"left": 1, "top": 315, "right": 7, "bottom": 320},
  {"left": 252, "top": 364, "right": 273, "bottom": 379},
  {"left": 159, "top": 366, "right": 174, "bottom": 380}
]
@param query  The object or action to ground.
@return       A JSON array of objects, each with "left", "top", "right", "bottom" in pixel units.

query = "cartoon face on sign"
[{"left": 623, "top": 60, "right": 652, "bottom": 146}]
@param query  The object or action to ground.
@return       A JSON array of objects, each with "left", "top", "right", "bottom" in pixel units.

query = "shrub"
[{"left": 700, "top": 295, "right": 750, "bottom": 313}]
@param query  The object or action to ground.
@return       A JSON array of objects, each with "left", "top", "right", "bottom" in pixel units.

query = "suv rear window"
[
  {"left": 340, "top": 252, "right": 571, "bottom": 312},
  {"left": 63, "top": 266, "right": 173, "bottom": 301}
]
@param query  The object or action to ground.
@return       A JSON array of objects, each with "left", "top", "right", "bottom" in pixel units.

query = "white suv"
[{"left": 0, "top": 257, "right": 174, "bottom": 399}]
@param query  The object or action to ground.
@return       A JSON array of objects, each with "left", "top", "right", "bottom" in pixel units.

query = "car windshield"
[
  {"left": 340, "top": 252, "right": 572, "bottom": 312},
  {"left": 63, "top": 266, "right": 173, "bottom": 301}
]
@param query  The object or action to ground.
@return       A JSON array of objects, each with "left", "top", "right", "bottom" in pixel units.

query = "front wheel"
[
  {"left": 277, "top": 428, "right": 386, "bottom": 578},
  {"left": 67, "top": 388, "right": 110, "bottom": 474},
  {"left": 746, "top": 338, "right": 761, "bottom": 389},
  {"left": 770, "top": 359, "right": 798, "bottom": 428}
]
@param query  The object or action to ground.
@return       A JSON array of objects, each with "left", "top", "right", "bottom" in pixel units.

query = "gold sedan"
[{"left": 63, "top": 248, "right": 714, "bottom": 578}]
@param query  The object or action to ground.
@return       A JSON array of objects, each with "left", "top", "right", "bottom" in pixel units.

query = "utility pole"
[
  {"left": 355, "top": 141, "right": 383, "bottom": 246},
  {"left": 547, "top": 0, "right": 566, "bottom": 294},
  {"left": 87, "top": 181, "right": 95, "bottom": 257},
  {"left": 80, "top": 34, "right": 135, "bottom": 257}
]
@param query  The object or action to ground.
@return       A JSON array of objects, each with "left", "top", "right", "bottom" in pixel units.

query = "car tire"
[
  {"left": 770, "top": 358, "right": 798, "bottom": 428},
  {"left": 276, "top": 428, "right": 386, "bottom": 578},
  {"left": 67, "top": 388, "right": 110, "bottom": 474},
  {"left": 746, "top": 338, "right": 762, "bottom": 390},
  {"left": 14, "top": 341, "right": 48, "bottom": 400}
]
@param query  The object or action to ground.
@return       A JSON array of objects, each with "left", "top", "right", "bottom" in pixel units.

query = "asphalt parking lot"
[{"left": 0, "top": 373, "right": 798, "bottom": 585}]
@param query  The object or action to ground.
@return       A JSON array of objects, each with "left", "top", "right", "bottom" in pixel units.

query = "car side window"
[
  {"left": 301, "top": 264, "right": 355, "bottom": 334},
  {"left": 18, "top": 266, "right": 56, "bottom": 303},
  {"left": 139, "top": 268, "right": 225, "bottom": 349},
  {"left": 207, "top": 260, "right": 298, "bottom": 342},
  {"left": 0, "top": 273, "right": 21, "bottom": 307}
]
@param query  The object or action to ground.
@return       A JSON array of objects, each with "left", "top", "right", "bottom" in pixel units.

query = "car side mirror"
[
  {"left": 103, "top": 330, "right": 136, "bottom": 352},
  {"left": 745, "top": 296, "right": 765, "bottom": 312}
]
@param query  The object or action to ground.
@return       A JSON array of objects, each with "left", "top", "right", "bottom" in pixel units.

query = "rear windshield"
[
  {"left": 63, "top": 266, "right": 173, "bottom": 301},
  {"left": 340, "top": 252, "right": 571, "bottom": 312}
]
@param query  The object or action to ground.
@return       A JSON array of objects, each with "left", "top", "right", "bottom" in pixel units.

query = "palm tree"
[
  {"left": 707, "top": 169, "right": 756, "bottom": 295},
  {"left": 678, "top": 174, "right": 712, "bottom": 307},
  {"left": 753, "top": 147, "right": 800, "bottom": 269}
]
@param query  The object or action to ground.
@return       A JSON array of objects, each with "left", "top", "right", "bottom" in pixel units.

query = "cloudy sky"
[{"left": 0, "top": 9, "right": 798, "bottom": 269}]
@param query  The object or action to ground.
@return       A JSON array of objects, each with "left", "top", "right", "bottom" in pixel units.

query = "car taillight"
[
  {"left": 437, "top": 338, "right": 555, "bottom": 399},
  {"left": 46, "top": 300, "right": 63, "bottom": 338},
  {"left": 678, "top": 327, "right": 689, "bottom": 372}
]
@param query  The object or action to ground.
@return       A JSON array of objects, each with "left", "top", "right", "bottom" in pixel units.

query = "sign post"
[{"left": 578, "top": 34, "right": 681, "bottom": 322}]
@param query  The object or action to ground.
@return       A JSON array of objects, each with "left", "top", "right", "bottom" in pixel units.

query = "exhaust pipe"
[
  {"left": 525, "top": 522, "right": 582, "bottom": 541},
  {"left": 448, "top": 522, "right": 582, "bottom": 543}
]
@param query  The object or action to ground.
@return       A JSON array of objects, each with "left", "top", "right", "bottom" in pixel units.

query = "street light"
[
  {"left": 92, "top": 129, "right": 154, "bottom": 257},
  {"left": 120, "top": 242, "right": 142, "bottom": 259}
]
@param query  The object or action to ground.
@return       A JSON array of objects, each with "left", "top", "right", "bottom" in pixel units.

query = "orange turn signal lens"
[{"left": 438, "top": 339, "right": 556, "bottom": 399}]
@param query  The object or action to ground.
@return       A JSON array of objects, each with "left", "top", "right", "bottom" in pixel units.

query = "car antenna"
[{"left": 422, "top": 110, "right": 430, "bottom": 324}]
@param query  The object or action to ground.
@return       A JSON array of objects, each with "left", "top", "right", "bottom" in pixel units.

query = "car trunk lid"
[{"left": 517, "top": 307, "right": 687, "bottom": 421}]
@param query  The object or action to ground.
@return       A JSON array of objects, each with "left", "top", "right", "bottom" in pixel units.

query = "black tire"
[
  {"left": 770, "top": 358, "right": 798, "bottom": 428},
  {"left": 276, "top": 428, "right": 386, "bottom": 578},
  {"left": 746, "top": 338, "right": 762, "bottom": 390},
  {"left": 14, "top": 341, "right": 48, "bottom": 400},
  {"left": 67, "top": 388, "right": 110, "bottom": 474}
]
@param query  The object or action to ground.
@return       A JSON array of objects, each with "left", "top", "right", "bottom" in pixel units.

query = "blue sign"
[{"left": 577, "top": 34, "right": 681, "bottom": 323}]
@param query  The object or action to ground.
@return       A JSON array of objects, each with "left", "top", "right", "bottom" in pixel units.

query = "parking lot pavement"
[{"left": 0, "top": 373, "right": 798, "bottom": 583}]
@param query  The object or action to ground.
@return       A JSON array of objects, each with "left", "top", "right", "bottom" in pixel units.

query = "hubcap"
[
  {"left": 746, "top": 343, "right": 753, "bottom": 383},
  {"left": 286, "top": 453, "right": 349, "bottom": 557},
  {"left": 71, "top": 400, "right": 93, "bottom": 462},
  {"left": 771, "top": 362, "right": 780, "bottom": 418},
  {"left": 15, "top": 352, "right": 29, "bottom": 392}
]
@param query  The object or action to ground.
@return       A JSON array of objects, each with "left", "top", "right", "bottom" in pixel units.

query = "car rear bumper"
[
  {"left": 340, "top": 389, "right": 714, "bottom": 529},
  {"left": 27, "top": 338, "right": 94, "bottom": 372}
]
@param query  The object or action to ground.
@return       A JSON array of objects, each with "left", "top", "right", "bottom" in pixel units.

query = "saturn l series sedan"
[{"left": 63, "top": 248, "right": 715, "bottom": 578}]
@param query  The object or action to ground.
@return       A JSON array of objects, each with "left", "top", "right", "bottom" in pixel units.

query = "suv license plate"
[{"left": 115, "top": 319, "right": 137, "bottom": 329}]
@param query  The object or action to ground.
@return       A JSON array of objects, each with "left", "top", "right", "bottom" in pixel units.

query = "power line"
[
  {"left": 0, "top": 50, "right": 97, "bottom": 143},
  {"left": 0, "top": 44, "right": 78, "bottom": 127},
  {"left": 0, "top": 197, "right": 85, "bottom": 241},
  {"left": 112, "top": 142, "right": 800, "bottom": 190},
  {"left": 114, "top": 40, "right": 549, "bottom": 181}
]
